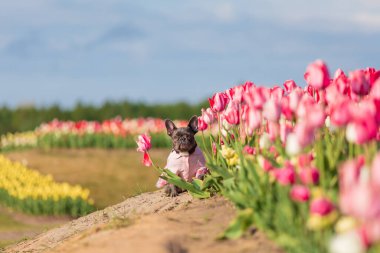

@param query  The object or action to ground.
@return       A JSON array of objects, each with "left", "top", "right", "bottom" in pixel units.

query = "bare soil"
[{"left": 5, "top": 191, "right": 283, "bottom": 253}]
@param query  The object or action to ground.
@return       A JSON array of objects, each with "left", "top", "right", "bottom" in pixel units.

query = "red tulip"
[
  {"left": 142, "top": 151, "right": 152, "bottom": 167},
  {"left": 290, "top": 185, "right": 310, "bottom": 202},
  {"left": 304, "top": 60, "right": 331, "bottom": 90},
  {"left": 198, "top": 117, "right": 208, "bottom": 131},
  {"left": 136, "top": 134, "right": 152, "bottom": 153},
  {"left": 349, "top": 70, "right": 371, "bottom": 96},
  {"left": 209, "top": 92, "right": 229, "bottom": 112}
]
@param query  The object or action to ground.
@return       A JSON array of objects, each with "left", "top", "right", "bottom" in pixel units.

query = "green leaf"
[
  {"left": 219, "top": 208, "right": 255, "bottom": 239},
  {"left": 160, "top": 169, "right": 210, "bottom": 199}
]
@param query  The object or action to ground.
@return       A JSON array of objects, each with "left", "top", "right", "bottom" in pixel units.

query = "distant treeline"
[{"left": 0, "top": 100, "right": 209, "bottom": 135}]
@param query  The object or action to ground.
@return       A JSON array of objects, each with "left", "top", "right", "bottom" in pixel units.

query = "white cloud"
[
  {"left": 353, "top": 13, "right": 380, "bottom": 31},
  {"left": 213, "top": 3, "right": 236, "bottom": 22}
]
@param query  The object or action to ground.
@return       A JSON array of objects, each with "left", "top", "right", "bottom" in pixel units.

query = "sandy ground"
[{"left": 5, "top": 190, "right": 283, "bottom": 253}]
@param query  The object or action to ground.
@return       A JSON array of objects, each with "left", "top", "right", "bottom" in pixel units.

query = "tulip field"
[
  {"left": 141, "top": 60, "right": 380, "bottom": 253},
  {"left": 0, "top": 118, "right": 188, "bottom": 151},
  {"left": 0, "top": 155, "right": 94, "bottom": 217}
]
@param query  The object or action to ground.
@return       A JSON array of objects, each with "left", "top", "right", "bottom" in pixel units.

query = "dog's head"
[{"left": 165, "top": 116, "right": 198, "bottom": 154}]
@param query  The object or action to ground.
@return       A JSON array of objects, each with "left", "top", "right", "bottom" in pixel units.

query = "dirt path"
[{"left": 5, "top": 191, "right": 283, "bottom": 253}]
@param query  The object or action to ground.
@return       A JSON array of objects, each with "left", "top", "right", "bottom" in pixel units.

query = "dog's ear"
[
  {"left": 188, "top": 116, "right": 198, "bottom": 134},
  {"left": 165, "top": 119, "right": 177, "bottom": 136}
]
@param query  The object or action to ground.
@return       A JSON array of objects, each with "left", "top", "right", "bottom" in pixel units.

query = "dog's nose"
[{"left": 180, "top": 136, "right": 189, "bottom": 143}]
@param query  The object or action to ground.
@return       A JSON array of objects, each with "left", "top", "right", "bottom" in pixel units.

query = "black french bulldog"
[{"left": 164, "top": 115, "right": 199, "bottom": 197}]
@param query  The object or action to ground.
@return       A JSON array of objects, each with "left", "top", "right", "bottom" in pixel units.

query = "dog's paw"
[{"left": 164, "top": 184, "right": 180, "bottom": 198}]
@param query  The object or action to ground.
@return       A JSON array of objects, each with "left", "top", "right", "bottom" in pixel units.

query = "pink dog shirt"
[{"left": 156, "top": 146, "right": 208, "bottom": 188}]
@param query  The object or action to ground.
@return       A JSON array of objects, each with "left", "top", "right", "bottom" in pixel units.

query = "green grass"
[{"left": 0, "top": 212, "right": 30, "bottom": 232}]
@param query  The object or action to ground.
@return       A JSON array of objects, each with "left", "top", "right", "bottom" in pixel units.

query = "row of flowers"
[
  {"left": 0, "top": 118, "right": 192, "bottom": 151},
  {"left": 140, "top": 60, "right": 380, "bottom": 253},
  {"left": 0, "top": 155, "right": 94, "bottom": 217}
]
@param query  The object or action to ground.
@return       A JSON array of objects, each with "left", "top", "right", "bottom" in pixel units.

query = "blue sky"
[{"left": 0, "top": 1, "right": 379, "bottom": 107}]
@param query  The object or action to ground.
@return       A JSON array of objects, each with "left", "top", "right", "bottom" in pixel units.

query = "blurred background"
[{"left": 0, "top": 0, "right": 379, "bottom": 248}]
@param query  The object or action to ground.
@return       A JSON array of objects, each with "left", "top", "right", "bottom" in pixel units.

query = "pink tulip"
[
  {"left": 346, "top": 117, "right": 377, "bottom": 144},
  {"left": 339, "top": 157, "right": 365, "bottom": 192},
  {"left": 304, "top": 60, "right": 331, "bottom": 90},
  {"left": 372, "top": 152, "right": 380, "bottom": 188},
  {"left": 258, "top": 156, "right": 273, "bottom": 172},
  {"left": 224, "top": 102, "right": 240, "bottom": 125},
  {"left": 263, "top": 99, "right": 281, "bottom": 122},
  {"left": 244, "top": 86, "right": 270, "bottom": 110},
  {"left": 226, "top": 88, "right": 235, "bottom": 101},
  {"left": 212, "top": 142, "right": 217, "bottom": 155},
  {"left": 305, "top": 104, "right": 326, "bottom": 128},
  {"left": 243, "top": 81, "right": 254, "bottom": 92},
  {"left": 299, "top": 167, "right": 320, "bottom": 185},
  {"left": 366, "top": 67, "right": 380, "bottom": 86},
  {"left": 298, "top": 153, "right": 314, "bottom": 168},
  {"left": 289, "top": 88, "right": 303, "bottom": 112},
  {"left": 283, "top": 80, "right": 297, "bottom": 93},
  {"left": 360, "top": 220, "right": 380, "bottom": 247},
  {"left": 209, "top": 92, "right": 229, "bottom": 112},
  {"left": 269, "top": 146, "right": 279, "bottom": 158},
  {"left": 243, "top": 145, "right": 256, "bottom": 155},
  {"left": 370, "top": 78, "right": 380, "bottom": 100},
  {"left": 281, "top": 96, "right": 293, "bottom": 120},
  {"left": 290, "top": 185, "right": 310, "bottom": 202},
  {"left": 142, "top": 152, "right": 152, "bottom": 167},
  {"left": 310, "top": 198, "right": 335, "bottom": 216},
  {"left": 270, "top": 86, "right": 284, "bottom": 101},
  {"left": 275, "top": 163, "right": 296, "bottom": 185},
  {"left": 226, "top": 85, "right": 245, "bottom": 103},
  {"left": 280, "top": 121, "right": 292, "bottom": 143},
  {"left": 344, "top": 183, "right": 380, "bottom": 221},
  {"left": 267, "top": 121, "right": 280, "bottom": 141},
  {"left": 329, "top": 100, "right": 351, "bottom": 127},
  {"left": 198, "top": 117, "right": 208, "bottom": 131},
  {"left": 202, "top": 108, "right": 215, "bottom": 124},
  {"left": 349, "top": 70, "right": 371, "bottom": 96},
  {"left": 294, "top": 122, "right": 315, "bottom": 148},
  {"left": 245, "top": 107, "right": 262, "bottom": 135},
  {"left": 136, "top": 134, "right": 152, "bottom": 153},
  {"left": 333, "top": 68, "right": 350, "bottom": 95}
]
